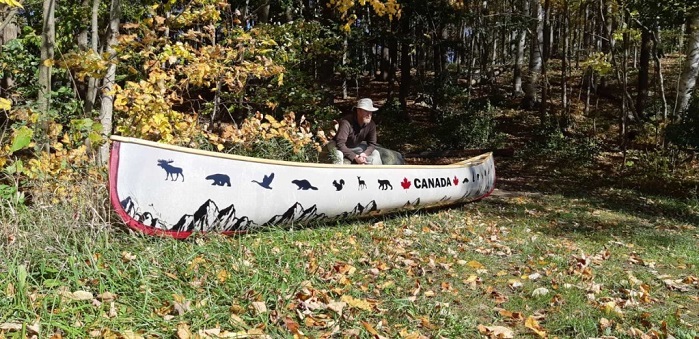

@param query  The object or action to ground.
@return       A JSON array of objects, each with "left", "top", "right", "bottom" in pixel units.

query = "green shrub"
[{"left": 436, "top": 101, "right": 505, "bottom": 150}]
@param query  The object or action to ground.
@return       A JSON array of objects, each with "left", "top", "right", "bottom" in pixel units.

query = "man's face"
[{"left": 357, "top": 109, "right": 373, "bottom": 125}]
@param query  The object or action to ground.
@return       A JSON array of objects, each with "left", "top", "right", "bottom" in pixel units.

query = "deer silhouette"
[
  {"left": 157, "top": 159, "right": 184, "bottom": 181},
  {"left": 357, "top": 176, "right": 367, "bottom": 190}
]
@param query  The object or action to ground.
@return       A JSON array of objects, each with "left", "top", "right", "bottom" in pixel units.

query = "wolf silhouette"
[
  {"left": 292, "top": 179, "right": 318, "bottom": 190},
  {"left": 378, "top": 179, "right": 393, "bottom": 190},
  {"left": 206, "top": 174, "right": 231, "bottom": 186}
]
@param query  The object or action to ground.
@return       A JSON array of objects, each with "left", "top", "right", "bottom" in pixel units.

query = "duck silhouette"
[{"left": 252, "top": 173, "right": 275, "bottom": 189}]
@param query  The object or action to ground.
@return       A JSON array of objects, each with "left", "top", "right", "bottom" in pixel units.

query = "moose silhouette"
[{"left": 157, "top": 159, "right": 184, "bottom": 181}]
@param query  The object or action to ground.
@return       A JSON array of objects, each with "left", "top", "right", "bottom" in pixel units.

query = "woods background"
[{"left": 1, "top": 0, "right": 699, "bottom": 203}]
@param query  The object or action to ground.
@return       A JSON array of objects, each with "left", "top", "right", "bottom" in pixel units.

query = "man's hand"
[{"left": 355, "top": 153, "right": 368, "bottom": 165}]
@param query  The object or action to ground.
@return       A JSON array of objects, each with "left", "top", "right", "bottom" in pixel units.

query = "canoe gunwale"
[{"left": 109, "top": 135, "right": 491, "bottom": 169}]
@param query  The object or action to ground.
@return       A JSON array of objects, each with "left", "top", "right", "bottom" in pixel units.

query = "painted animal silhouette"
[
  {"left": 206, "top": 174, "right": 231, "bottom": 186},
  {"left": 252, "top": 173, "right": 275, "bottom": 189},
  {"left": 357, "top": 176, "right": 367, "bottom": 190},
  {"left": 378, "top": 179, "right": 393, "bottom": 190},
  {"left": 292, "top": 179, "right": 318, "bottom": 190},
  {"left": 157, "top": 159, "right": 184, "bottom": 181},
  {"left": 332, "top": 179, "right": 345, "bottom": 191}
]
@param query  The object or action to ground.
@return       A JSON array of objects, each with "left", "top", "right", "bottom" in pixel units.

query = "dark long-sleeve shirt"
[{"left": 334, "top": 114, "right": 377, "bottom": 161}]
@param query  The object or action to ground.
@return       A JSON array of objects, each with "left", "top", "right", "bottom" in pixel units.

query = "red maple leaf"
[
  {"left": 453, "top": 176, "right": 459, "bottom": 186},
  {"left": 401, "top": 177, "right": 411, "bottom": 189}
]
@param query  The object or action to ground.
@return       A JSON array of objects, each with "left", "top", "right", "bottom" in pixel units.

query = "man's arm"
[
  {"left": 363, "top": 123, "right": 377, "bottom": 156},
  {"left": 335, "top": 120, "right": 359, "bottom": 161}
]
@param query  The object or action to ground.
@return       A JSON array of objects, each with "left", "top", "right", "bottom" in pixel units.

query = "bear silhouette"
[
  {"left": 292, "top": 179, "right": 318, "bottom": 190},
  {"left": 378, "top": 179, "right": 393, "bottom": 190},
  {"left": 206, "top": 174, "right": 231, "bottom": 186}
]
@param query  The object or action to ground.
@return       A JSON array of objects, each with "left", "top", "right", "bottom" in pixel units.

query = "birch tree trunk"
[
  {"left": 674, "top": 8, "right": 699, "bottom": 120},
  {"left": 98, "top": 0, "right": 120, "bottom": 164}
]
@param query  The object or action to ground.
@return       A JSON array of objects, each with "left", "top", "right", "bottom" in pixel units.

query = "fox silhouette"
[
  {"left": 206, "top": 174, "right": 231, "bottom": 186},
  {"left": 292, "top": 179, "right": 318, "bottom": 190},
  {"left": 378, "top": 179, "right": 393, "bottom": 190},
  {"left": 332, "top": 179, "right": 345, "bottom": 191}
]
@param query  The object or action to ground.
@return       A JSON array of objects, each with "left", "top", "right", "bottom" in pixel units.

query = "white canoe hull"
[{"left": 109, "top": 136, "right": 496, "bottom": 238}]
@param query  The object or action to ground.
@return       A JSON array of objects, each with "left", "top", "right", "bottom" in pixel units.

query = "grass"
[{"left": 1, "top": 165, "right": 698, "bottom": 338}]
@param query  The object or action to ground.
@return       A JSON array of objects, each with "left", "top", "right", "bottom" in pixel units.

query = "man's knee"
[{"left": 369, "top": 149, "right": 382, "bottom": 165}]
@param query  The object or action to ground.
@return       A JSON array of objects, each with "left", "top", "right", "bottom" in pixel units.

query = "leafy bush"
[
  {"left": 526, "top": 123, "right": 601, "bottom": 165},
  {"left": 666, "top": 97, "right": 699, "bottom": 149},
  {"left": 436, "top": 101, "right": 505, "bottom": 150}
]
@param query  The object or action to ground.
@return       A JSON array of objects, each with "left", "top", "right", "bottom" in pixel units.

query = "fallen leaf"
[
  {"left": 71, "top": 290, "right": 94, "bottom": 301},
  {"left": 97, "top": 292, "right": 117, "bottom": 301},
  {"left": 176, "top": 323, "right": 191, "bottom": 339},
  {"left": 251, "top": 301, "right": 267, "bottom": 314},
  {"left": 467, "top": 261, "right": 485, "bottom": 269},
  {"left": 477, "top": 324, "right": 514, "bottom": 338},
  {"left": 327, "top": 301, "right": 346, "bottom": 316},
  {"left": 361, "top": 321, "right": 379, "bottom": 335},
  {"left": 121, "top": 251, "right": 137, "bottom": 262},
  {"left": 525, "top": 316, "right": 547, "bottom": 337},
  {"left": 341, "top": 295, "right": 373, "bottom": 311},
  {"left": 532, "top": 287, "right": 549, "bottom": 297}
]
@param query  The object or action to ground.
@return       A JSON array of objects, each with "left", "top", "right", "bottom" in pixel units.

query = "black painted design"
[
  {"left": 120, "top": 197, "right": 168, "bottom": 229},
  {"left": 265, "top": 202, "right": 327, "bottom": 225},
  {"left": 337, "top": 200, "right": 379, "bottom": 219},
  {"left": 403, "top": 198, "right": 421, "bottom": 208},
  {"left": 252, "top": 173, "right": 275, "bottom": 190},
  {"left": 292, "top": 179, "right": 317, "bottom": 190},
  {"left": 377, "top": 179, "right": 393, "bottom": 190},
  {"left": 157, "top": 159, "right": 184, "bottom": 181},
  {"left": 357, "top": 176, "right": 367, "bottom": 190},
  {"left": 171, "top": 199, "right": 254, "bottom": 232},
  {"left": 206, "top": 174, "right": 231, "bottom": 186},
  {"left": 332, "top": 179, "right": 345, "bottom": 191}
]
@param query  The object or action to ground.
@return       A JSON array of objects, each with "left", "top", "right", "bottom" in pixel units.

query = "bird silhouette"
[{"left": 252, "top": 172, "right": 275, "bottom": 189}]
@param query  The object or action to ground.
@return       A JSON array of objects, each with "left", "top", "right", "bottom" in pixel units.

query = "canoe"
[{"left": 109, "top": 136, "right": 496, "bottom": 238}]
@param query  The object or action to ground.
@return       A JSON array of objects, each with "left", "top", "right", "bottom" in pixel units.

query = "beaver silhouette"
[
  {"left": 206, "top": 174, "right": 231, "bottom": 186},
  {"left": 292, "top": 179, "right": 318, "bottom": 190}
]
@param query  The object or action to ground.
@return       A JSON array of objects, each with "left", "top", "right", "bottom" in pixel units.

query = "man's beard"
[{"left": 362, "top": 116, "right": 372, "bottom": 125}]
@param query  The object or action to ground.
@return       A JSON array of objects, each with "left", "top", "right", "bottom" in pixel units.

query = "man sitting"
[{"left": 328, "top": 98, "right": 383, "bottom": 165}]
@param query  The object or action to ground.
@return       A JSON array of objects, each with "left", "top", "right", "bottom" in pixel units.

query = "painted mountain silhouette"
[
  {"left": 337, "top": 200, "right": 379, "bottom": 219},
  {"left": 171, "top": 199, "right": 257, "bottom": 232},
  {"left": 264, "top": 202, "right": 328, "bottom": 225},
  {"left": 121, "top": 197, "right": 136, "bottom": 216},
  {"left": 212, "top": 204, "right": 254, "bottom": 231},
  {"left": 172, "top": 199, "right": 220, "bottom": 232},
  {"left": 403, "top": 198, "right": 421, "bottom": 208}
]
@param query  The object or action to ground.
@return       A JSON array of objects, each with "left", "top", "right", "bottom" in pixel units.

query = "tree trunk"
[
  {"left": 636, "top": 28, "right": 651, "bottom": 119},
  {"left": 523, "top": 0, "right": 542, "bottom": 109},
  {"left": 1, "top": 9, "right": 18, "bottom": 96},
  {"left": 562, "top": 0, "right": 570, "bottom": 126},
  {"left": 675, "top": 8, "right": 699, "bottom": 119},
  {"left": 98, "top": 0, "right": 120, "bottom": 164},
  {"left": 84, "top": 0, "right": 101, "bottom": 114},
  {"left": 540, "top": 0, "right": 550, "bottom": 122},
  {"left": 513, "top": 0, "right": 526, "bottom": 95},
  {"left": 342, "top": 35, "right": 348, "bottom": 99},
  {"left": 36, "top": 0, "right": 56, "bottom": 152},
  {"left": 399, "top": 5, "right": 412, "bottom": 121}
]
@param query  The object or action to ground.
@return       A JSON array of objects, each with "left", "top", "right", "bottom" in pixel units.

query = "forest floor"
[{"left": 1, "top": 63, "right": 698, "bottom": 338}]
